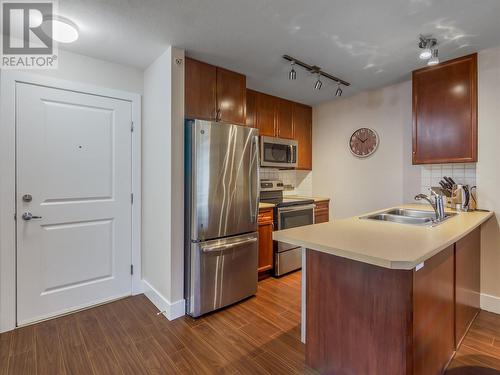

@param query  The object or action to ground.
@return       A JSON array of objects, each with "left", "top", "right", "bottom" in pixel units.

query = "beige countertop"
[
  {"left": 259, "top": 202, "right": 275, "bottom": 209},
  {"left": 273, "top": 204, "right": 494, "bottom": 270}
]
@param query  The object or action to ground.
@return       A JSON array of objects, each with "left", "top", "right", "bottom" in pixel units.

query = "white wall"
[
  {"left": 142, "top": 47, "right": 185, "bottom": 319},
  {"left": 477, "top": 46, "right": 500, "bottom": 310},
  {"left": 9, "top": 49, "right": 144, "bottom": 94},
  {"left": 313, "top": 80, "right": 420, "bottom": 219}
]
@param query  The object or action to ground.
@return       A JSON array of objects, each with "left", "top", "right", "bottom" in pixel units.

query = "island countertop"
[{"left": 273, "top": 204, "right": 494, "bottom": 270}]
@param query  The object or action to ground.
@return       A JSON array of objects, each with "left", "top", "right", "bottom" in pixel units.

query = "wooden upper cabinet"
[
  {"left": 246, "top": 89, "right": 257, "bottom": 128},
  {"left": 185, "top": 57, "right": 246, "bottom": 125},
  {"left": 294, "top": 103, "right": 313, "bottom": 170},
  {"left": 185, "top": 57, "right": 217, "bottom": 121},
  {"left": 412, "top": 53, "right": 477, "bottom": 164},
  {"left": 276, "top": 98, "right": 294, "bottom": 139},
  {"left": 216, "top": 67, "right": 246, "bottom": 125},
  {"left": 256, "top": 92, "right": 277, "bottom": 137}
]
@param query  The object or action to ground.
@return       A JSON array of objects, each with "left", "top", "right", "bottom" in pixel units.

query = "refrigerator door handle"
[
  {"left": 201, "top": 237, "right": 258, "bottom": 253},
  {"left": 250, "top": 135, "right": 260, "bottom": 223}
]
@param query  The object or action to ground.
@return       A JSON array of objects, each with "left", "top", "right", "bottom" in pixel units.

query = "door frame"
[{"left": 0, "top": 71, "right": 142, "bottom": 332}]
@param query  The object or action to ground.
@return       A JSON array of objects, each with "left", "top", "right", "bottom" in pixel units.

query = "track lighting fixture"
[
  {"left": 427, "top": 49, "right": 439, "bottom": 66},
  {"left": 335, "top": 82, "right": 342, "bottom": 97},
  {"left": 418, "top": 35, "right": 439, "bottom": 65},
  {"left": 282, "top": 55, "right": 350, "bottom": 93},
  {"left": 314, "top": 73, "right": 322, "bottom": 90},
  {"left": 288, "top": 61, "right": 297, "bottom": 80}
]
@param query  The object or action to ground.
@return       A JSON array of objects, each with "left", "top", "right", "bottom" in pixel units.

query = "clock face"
[{"left": 349, "top": 128, "right": 379, "bottom": 158}]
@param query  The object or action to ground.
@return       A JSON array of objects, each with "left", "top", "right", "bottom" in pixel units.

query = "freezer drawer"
[{"left": 186, "top": 232, "right": 258, "bottom": 317}]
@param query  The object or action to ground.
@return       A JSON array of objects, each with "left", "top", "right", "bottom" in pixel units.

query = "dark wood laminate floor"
[{"left": 1, "top": 271, "right": 499, "bottom": 374}]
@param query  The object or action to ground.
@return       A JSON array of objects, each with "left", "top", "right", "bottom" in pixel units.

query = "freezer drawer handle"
[{"left": 201, "top": 237, "right": 257, "bottom": 253}]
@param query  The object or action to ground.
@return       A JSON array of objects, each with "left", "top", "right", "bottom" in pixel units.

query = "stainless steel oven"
[
  {"left": 260, "top": 136, "right": 298, "bottom": 168},
  {"left": 275, "top": 201, "right": 315, "bottom": 276}
]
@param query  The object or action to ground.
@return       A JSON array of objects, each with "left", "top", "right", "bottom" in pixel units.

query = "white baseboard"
[
  {"left": 142, "top": 280, "right": 185, "bottom": 320},
  {"left": 480, "top": 293, "right": 500, "bottom": 314}
]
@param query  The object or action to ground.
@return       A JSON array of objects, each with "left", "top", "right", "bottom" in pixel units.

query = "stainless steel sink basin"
[
  {"left": 385, "top": 208, "right": 437, "bottom": 219},
  {"left": 361, "top": 208, "right": 456, "bottom": 226},
  {"left": 364, "top": 213, "right": 433, "bottom": 225}
]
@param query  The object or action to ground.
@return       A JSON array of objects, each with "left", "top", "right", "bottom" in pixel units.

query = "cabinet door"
[
  {"left": 294, "top": 103, "right": 313, "bottom": 170},
  {"left": 276, "top": 98, "right": 294, "bottom": 139},
  {"left": 455, "top": 227, "right": 480, "bottom": 346},
  {"left": 185, "top": 57, "right": 217, "bottom": 121},
  {"left": 258, "top": 222, "right": 273, "bottom": 273},
  {"left": 256, "top": 92, "right": 277, "bottom": 137},
  {"left": 412, "top": 53, "right": 477, "bottom": 164},
  {"left": 258, "top": 208, "right": 274, "bottom": 273},
  {"left": 314, "top": 200, "right": 329, "bottom": 223},
  {"left": 413, "top": 246, "right": 455, "bottom": 375},
  {"left": 216, "top": 67, "right": 246, "bottom": 125},
  {"left": 246, "top": 89, "right": 257, "bottom": 128}
]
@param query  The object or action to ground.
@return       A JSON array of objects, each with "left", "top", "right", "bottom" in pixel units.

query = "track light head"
[
  {"left": 335, "top": 82, "right": 342, "bottom": 97},
  {"left": 289, "top": 61, "right": 297, "bottom": 80},
  {"left": 419, "top": 48, "right": 432, "bottom": 60},
  {"left": 427, "top": 49, "right": 439, "bottom": 66},
  {"left": 314, "top": 73, "right": 322, "bottom": 90}
]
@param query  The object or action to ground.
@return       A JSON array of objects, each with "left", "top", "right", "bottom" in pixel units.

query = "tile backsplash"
[
  {"left": 260, "top": 168, "right": 313, "bottom": 196},
  {"left": 420, "top": 163, "right": 476, "bottom": 195}
]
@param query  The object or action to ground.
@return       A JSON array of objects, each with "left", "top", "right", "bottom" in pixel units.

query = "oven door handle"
[{"left": 277, "top": 204, "right": 316, "bottom": 213}]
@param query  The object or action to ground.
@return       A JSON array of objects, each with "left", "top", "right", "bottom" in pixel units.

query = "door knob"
[{"left": 22, "top": 212, "right": 42, "bottom": 221}]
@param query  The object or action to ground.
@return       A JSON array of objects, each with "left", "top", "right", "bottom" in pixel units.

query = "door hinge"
[
  {"left": 131, "top": 193, "right": 134, "bottom": 204},
  {"left": 130, "top": 264, "right": 134, "bottom": 275},
  {"left": 14, "top": 213, "right": 16, "bottom": 221},
  {"left": 131, "top": 121, "right": 134, "bottom": 132}
]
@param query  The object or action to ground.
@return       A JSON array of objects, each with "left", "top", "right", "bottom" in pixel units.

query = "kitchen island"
[{"left": 273, "top": 204, "right": 494, "bottom": 375}]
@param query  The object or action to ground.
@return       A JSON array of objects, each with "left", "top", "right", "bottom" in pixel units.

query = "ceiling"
[{"left": 59, "top": 0, "right": 500, "bottom": 105}]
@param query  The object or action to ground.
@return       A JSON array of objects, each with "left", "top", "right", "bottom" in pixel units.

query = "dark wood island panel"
[
  {"left": 306, "top": 239, "right": 477, "bottom": 375},
  {"left": 455, "top": 227, "right": 481, "bottom": 346},
  {"left": 306, "top": 250, "right": 414, "bottom": 374},
  {"left": 412, "top": 245, "right": 455, "bottom": 375}
]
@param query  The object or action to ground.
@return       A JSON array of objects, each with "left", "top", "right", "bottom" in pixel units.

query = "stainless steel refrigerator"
[{"left": 185, "top": 119, "right": 260, "bottom": 317}]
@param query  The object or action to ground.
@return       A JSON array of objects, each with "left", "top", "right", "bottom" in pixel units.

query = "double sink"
[{"left": 361, "top": 208, "right": 457, "bottom": 226}]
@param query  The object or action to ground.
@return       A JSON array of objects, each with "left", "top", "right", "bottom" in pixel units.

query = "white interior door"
[{"left": 16, "top": 82, "right": 133, "bottom": 325}]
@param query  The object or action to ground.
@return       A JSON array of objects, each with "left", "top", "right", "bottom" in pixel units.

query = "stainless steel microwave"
[{"left": 260, "top": 136, "right": 298, "bottom": 168}]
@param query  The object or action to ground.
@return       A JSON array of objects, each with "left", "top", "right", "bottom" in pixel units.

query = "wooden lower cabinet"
[
  {"left": 258, "top": 207, "right": 274, "bottom": 275},
  {"left": 314, "top": 199, "right": 329, "bottom": 223},
  {"left": 305, "top": 229, "right": 481, "bottom": 375}
]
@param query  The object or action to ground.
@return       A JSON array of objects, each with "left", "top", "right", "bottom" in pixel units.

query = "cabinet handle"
[{"left": 216, "top": 108, "right": 221, "bottom": 121}]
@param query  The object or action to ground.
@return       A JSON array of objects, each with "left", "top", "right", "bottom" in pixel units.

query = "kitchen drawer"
[{"left": 258, "top": 207, "right": 274, "bottom": 224}]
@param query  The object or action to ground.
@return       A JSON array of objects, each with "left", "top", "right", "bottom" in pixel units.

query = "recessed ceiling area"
[{"left": 59, "top": 0, "right": 500, "bottom": 105}]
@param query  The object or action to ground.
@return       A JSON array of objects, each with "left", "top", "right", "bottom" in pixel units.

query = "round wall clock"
[{"left": 349, "top": 128, "right": 379, "bottom": 158}]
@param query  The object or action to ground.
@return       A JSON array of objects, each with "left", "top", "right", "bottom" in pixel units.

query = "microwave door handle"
[{"left": 289, "top": 144, "right": 293, "bottom": 163}]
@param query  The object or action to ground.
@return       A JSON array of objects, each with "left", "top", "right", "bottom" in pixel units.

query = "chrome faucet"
[{"left": 415, "top": 192, "right": 446, "bottom": 221}]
